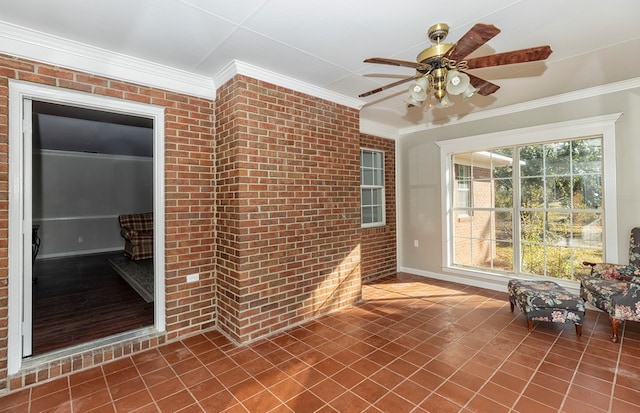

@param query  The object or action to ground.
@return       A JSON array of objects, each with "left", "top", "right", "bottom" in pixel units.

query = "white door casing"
[{"left": 8, "top": 80, "right": 166, "bottom": 374}]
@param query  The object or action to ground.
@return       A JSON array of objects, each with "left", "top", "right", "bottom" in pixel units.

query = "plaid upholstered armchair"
[
  {"left": 581, "top": 227, "right": 640, "bottom": 342},
  {"left": 118, "top": 212, "right": 154, "bottom": 260}
]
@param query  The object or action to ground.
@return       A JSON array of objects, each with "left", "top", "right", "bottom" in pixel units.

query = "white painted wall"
[{"left": 32, "top": 150, "right": 153, "bottom": 257}]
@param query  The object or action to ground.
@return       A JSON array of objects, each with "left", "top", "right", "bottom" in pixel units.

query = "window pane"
[
  {"left": 521, "top": 242, "right": 544, "bottom": 275},
  {"left": 362, "top": 150, "right": 373, "bottom": 167},
  {"left": 361, "top": 188, "right": 372, "bottom": 205},
  {"left": 519, "top": 146, "right": 543, "bottom": 176},
  {"left": 572, "top": 138, "right": 602, "bottom": 174},
  {"left": 472, "top": 210, "right": 492, "bottom": 239},
  {"left": 546, "top": 176, "right": 571, "bottom": 208},
  {"left": 573, "top": 212, "right": 602, "bottom": 248},
  {"left": 474, "top": 239, "right": 493, "bottom": 268},
  {"left": 521, "top": 177, "right": 544, "bottom": 207},
  {"left": 472, "top": 179, "right": 492, "bottom": 208},
  {"left": 546, "top": 212, "right": 571, "bottom": 245},
  {"left": 495, "top": 211, "right": 512, "bottom": 241},
  {"left": 495, "top": 241, "right": 514, "bottom": 271},
  {"left": 373, "top": 151, "right": 383, "bottom": 168},
  {"left": 375, "top": 169, "right": 383, "bottom": 185},
  {"left": 362, "top": 206, "right": 373, "bottom": 224},
  {"left": 372, "top": 206, "right": 382, "bottom": 222},
  {"left": 521, "top": 211, "right": 544, "bottom": 242},
  {"left": 455, "top": 215, "right": 471, "bottom": 238},
  {"left": 454, "top": 238, "right": 472, "bottom": 266},
  {"left": 545, "top": 245, "right": 572, "bottom": 279},
  {"left": 373, "top": 188, "right": 382, "bottom": 204},
  {"left": 545, "top": 141, "right": 571, "bottom": 176},
  {"left": 494, "top": 178, "right": 512, "bottom": 208},
  {"left": 362, "top": 169, "right": 374, "bottom": 185},
  {"left": 573, "top": 175, "right": 602, "bottom": 209}
]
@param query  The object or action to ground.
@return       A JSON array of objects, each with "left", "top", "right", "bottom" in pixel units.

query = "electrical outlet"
[
  {"left": 414, "top": 240, "right": 419, "bottom": 248},
  {"left": 78, "top": 236, "right": 83, "bottom": 243},
  {"left": 187, "top": 273, "right": 199, "bottom": 283}
]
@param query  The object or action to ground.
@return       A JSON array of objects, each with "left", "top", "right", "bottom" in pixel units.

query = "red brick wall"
[
  {"left": 360, "top": 134, "right": 397, "bottom": 283},
  {"left": 214, "top": 75, "right": 362, "bottom": 343},
  {"left": 0, "top": 54, "right": 216, "bottom": 392}
]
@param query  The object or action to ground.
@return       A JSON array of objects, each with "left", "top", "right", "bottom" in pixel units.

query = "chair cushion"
[{"left": 581, "top": 277, "right": 640, "bottom": 320}]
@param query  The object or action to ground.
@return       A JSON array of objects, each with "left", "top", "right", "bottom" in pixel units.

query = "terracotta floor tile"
[
  {"left": 374, "top": 391, "right": 415, "bottom": 413},
  {"left": 241, "top": 388, "right": 283, "bottom": 412},
  {"left": 350, "top": 378, "right": 388, "bottom": 404},
  {"left": 84, "top": 403, "right": 117, "bottom": 413},
  {"left": 112, "top": 388, "right": 154, "bottom": 412},
  {"left": 330, "top": 366, "right": 366, "bottom": 390},
  {"left": 4, "top": 274, "right": 639, "bottom": 412},
  {"left": 29, "top": 388, "right": 71, "bottom": 412},
  {"left": 155, "top": 389, "right": 197, "bottom": 412},
  {"left": 418, "top": 393, "right": 463, "bottom": 413},
  {"left": 522, "top": 382, "right": 564, "bottom": 409},
  {"left": 0, "top": 389, "right": 30, "bottom": 413},
  {"left": 434, "top": 380, "right": 475, "bottom": 407},
  {"left": 30, "top": 376, "right": 69, "bottom": 400},
  {"left": 567, "top": 384, "right": 611, "bottom": 410},
  {"left": 328, "top": 390, "right": 371, "bottom": 412},
  {"left": 513, "top": 396, "right": 559, "bottom": 413},
  {"left": 147, "top": 376, "right": 185, "bottom": 401},
  {"left": 70, "top": 388, "right": 112, "bottom": 413},
  {"left": 489, "top": 371, "right": 528, "bottom": 394},
  {"left": 70, "top": 377, "right": 109, "bottom": 401},
  {"left": 108, "top": 376, "right": 146, "bottom": 402},
  {"left": 141, "top": 365, "right": 178, "bottom": 388},
  {"left": 286, "top": 390, "right": 326, "bottom": 413},
  {"left": 308, "top": 377, "right": 347, "bottom": 403},
  {"left": 476, "top": 381, "right": 519, "bottom": 408}
]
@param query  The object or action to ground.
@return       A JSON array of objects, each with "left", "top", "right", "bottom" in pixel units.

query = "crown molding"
[
  {"left": 214, "top": 60, "right": 364, "bottom": 110},
  {"left": 399, "top": 77, "right": 640, "bottom": 136},
  {"left": 0, "top": 20, "right": 215, "bottom": 99}
]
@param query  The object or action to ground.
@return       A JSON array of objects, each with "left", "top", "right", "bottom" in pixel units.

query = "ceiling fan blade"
[
  {"left": 363, "top": 57, "right": 431, "bottom": 70},
  {"left": 465, "top": 45, "right": 552, "bottom": 69},
  {"left": 359, "top": 74, "right": 422, "bottom": 98},
  {"left": 466, "top": 73, "right": 500, "bottom": 96},
  {"left": 445, "top": 23, "right": 501, "bottom": 62}
]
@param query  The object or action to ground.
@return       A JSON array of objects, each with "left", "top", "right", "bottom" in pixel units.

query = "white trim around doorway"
[{"left": 7, "top": 80, "right": 166, "bottom": 375}]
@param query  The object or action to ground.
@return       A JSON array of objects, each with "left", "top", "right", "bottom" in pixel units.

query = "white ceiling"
[{"left": 2, "top": 0, "right": 640, "bottom": 138}]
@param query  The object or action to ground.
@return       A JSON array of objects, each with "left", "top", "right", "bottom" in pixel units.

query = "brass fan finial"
[{"left": 428, "top": 23, "right": 449, "bottom": 44}]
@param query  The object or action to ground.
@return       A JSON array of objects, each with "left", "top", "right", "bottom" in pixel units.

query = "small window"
[{"left": 361, "top": 149, "right": 385, "bottom": 227}]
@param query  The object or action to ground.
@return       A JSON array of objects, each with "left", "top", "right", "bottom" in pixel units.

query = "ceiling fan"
[{"left": 359, "top": 23, "right": 552, "bottom": 108}]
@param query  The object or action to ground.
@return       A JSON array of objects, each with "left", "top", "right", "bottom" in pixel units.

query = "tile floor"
[{"left": 2, "top": 273, "right": 640, "bottom": 412}]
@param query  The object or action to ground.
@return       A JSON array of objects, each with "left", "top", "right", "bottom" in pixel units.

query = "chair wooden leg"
[
  {"left": 510, "top": 299, "right": 515, "bottom": 312},
  {"left": 527, "top": 319, "right": 534, "bottom": 332},
  {"left": 610, "top": 316, "right": 622, "bottom": 343},
  {"left": 575, "top": 324, "right": 582, "bottom": 336}
]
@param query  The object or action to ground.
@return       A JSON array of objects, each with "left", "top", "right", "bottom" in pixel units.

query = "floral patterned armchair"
[{"left": 581, "top": 227, "right": 640, "bottom": 342}]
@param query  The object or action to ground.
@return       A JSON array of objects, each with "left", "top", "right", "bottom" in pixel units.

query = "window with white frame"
[
  {"left": 361, "top": 149, "right": 385, "bottom": 227},
  {"left": 438, "top": 115, "right": 621, "bottom": 282}
]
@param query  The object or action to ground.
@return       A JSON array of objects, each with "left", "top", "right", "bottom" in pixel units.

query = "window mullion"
[{"left": 513, "top": 147, "right": 522, "bottom": 275}]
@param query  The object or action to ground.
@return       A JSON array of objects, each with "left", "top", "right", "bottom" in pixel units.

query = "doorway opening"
[
  {"left": 8, "top": 81, "right": 166, "bottom": 375},
  {"left": 31, "top": 101, "right": 155, "bottom": 354}
]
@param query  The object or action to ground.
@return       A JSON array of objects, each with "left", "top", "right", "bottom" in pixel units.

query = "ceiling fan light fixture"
[
  {"left": 446, "top": 70, "right": 471, "bottom": 95},
  {"left": 408, "top": 76, "right": 429, "bottom": 102},
  {"left": 463, "top": 84, "right": 477, "bottom": 99}
]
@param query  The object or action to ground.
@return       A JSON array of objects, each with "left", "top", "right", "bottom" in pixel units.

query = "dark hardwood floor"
[{"left": 32, "top": 251, "right": 154, "bottom": 355}]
